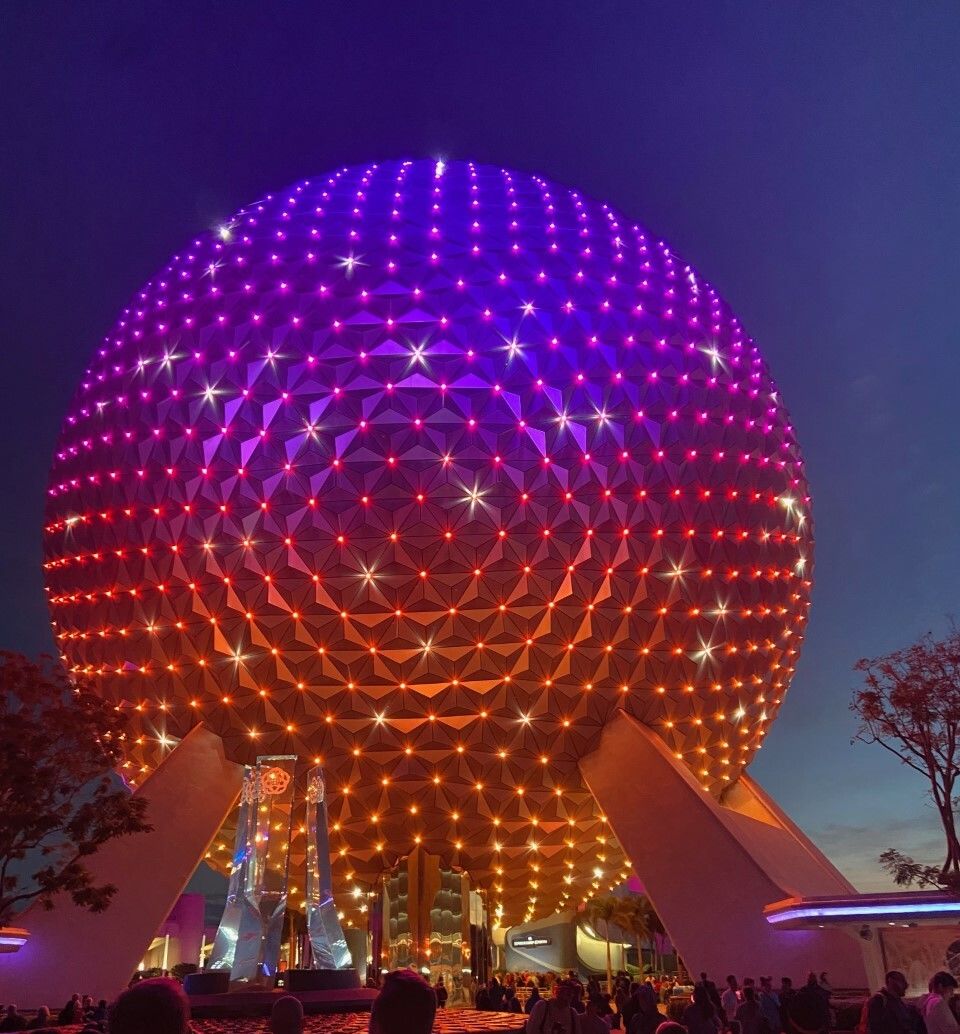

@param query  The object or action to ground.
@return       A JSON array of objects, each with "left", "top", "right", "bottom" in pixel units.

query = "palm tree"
[
  {"left": 586, "top": 894, "right": 619, "bottom": 994},
  {"left": 614, "top": 894, "right": 655, "bottom": 974},
  {"left": 647, "top": 907, "right": 667, "bottom": 974}
]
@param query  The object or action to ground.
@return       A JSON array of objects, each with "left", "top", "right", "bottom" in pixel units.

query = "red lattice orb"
[{"left": 43, "top": 160, "right": 812, "bottom": 921}]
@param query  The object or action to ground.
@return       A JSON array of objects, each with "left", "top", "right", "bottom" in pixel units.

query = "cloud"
[{"left": 808, "top": 815, "right": 945, "bottom": 891}]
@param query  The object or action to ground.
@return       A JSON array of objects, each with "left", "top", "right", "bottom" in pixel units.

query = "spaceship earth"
[{"left": 43, "top": 159, "right": 812, "bottom": 925}]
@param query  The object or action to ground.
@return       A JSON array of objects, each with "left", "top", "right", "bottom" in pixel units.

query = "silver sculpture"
[
  {"left": 304, "top": 766, "right": 352, "bottom": 968},
  {"left": 208, "top": 755, "right": 297, "bottom": 985}
]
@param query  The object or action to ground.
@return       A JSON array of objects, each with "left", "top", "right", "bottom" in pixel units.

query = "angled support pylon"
[
  {"left": 0, "top": 725, "right": 243, "bottom": 1007},
  {"left": 579, "top": 710, "right": 867, "bottom": 984}
]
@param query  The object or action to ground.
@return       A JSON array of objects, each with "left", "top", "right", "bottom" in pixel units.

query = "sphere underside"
[{"left": 44, "top": 159, "right": 812, "bottom": 924}]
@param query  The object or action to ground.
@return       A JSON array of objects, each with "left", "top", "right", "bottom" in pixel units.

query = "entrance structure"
[
  {"left": 581, "top": 714, "right": 860, "bottom": 980},
  {"left": 6, "top": 159, "right": 866, "bottom": 1003}
]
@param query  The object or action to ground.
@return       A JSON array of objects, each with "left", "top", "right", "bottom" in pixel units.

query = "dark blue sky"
[{"left": 3, "top": 1, "right": 958, "bottom": 888}]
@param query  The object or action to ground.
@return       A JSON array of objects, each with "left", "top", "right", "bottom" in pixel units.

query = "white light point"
[{"left": 336, "top": 252, "right": 365, "bottom": 277}]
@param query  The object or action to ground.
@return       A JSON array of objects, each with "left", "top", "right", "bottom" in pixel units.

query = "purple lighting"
[{"left": 765, "top": 893, "right": 960, "bottom": 925}]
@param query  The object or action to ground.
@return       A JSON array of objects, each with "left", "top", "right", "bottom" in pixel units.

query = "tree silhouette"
[
  {"left": 852, "top": 627, "right": 960, "bottom": 883},
  {"left": 586, "top": 894, "right": 619, "bottom": 993},
  {"left": 613, "top": 894, "right": 652, "bottom": 973},
  {"left": 615, "top": 893, "right": 667, "bottom": 973},
  {"left": 0, "top": 652, "right": 152, "bottom": 924}
]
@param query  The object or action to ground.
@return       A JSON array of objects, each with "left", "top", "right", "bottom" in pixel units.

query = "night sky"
[{"left": 3, "top": 1, "right": 959, "bottom": 890}]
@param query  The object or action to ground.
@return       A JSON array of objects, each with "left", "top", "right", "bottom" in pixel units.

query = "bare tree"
[{"left": 852, "top": 628, "right": 960, "bottom": 880}]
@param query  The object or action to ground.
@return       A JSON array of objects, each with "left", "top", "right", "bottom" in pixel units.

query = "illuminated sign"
[{"left": 511, "top": 935, "right": 552, "bottom": 948}]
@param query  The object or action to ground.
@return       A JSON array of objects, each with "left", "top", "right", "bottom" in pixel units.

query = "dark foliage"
[{"left": 0, "top": 651, "right": 151, "bottom": 923}]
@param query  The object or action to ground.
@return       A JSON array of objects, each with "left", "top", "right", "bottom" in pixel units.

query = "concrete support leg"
[
  {"left": 0, "top": 725, "right": 243, "bottom": 1007},
  {"left": 579, "top": 710, "right": 868, "bottom": 985}
]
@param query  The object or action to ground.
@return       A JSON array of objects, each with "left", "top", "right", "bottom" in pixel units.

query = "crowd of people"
[
  {"left": 4, "top": 964, "right": 960, "bottom": 1034},
  {"left": 675, "top": 968, "right": 960, "bottom": 1034},
  {"left": 427, "top": 968, "right": 822, "bottom": 1031},
  {"left": 0, "top": 996, "right": 109, "bottom": 1033},
  {"left": 1, "top": 976, "right": 435, "bottom": 1034},
  {"left": 408, "top": 965, "right": 960, "bottom": 1034}
]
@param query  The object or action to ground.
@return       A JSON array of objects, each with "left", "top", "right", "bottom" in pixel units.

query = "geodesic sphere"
[{"left": 43, "top": 159, "right": 812, "bottom": 921}]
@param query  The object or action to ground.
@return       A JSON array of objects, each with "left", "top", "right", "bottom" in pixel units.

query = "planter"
[
  {"left": 284, "top": 968, "right": 360, "bottom": 992},
  {"left": 0, "top": 926, "right": 29, "bottom": 954},
  {"left": 183, "top": 970, "right": 231, "bottom": 996}
]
